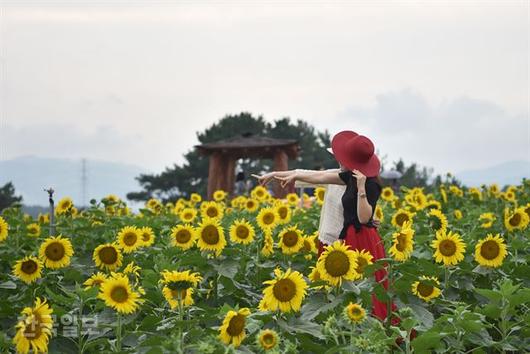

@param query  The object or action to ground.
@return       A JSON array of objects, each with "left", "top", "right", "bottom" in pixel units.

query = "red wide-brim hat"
[{"left": 331, "top": 130, "right": 381, "bottom": 177}]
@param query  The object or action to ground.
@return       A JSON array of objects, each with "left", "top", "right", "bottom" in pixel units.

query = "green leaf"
[
  {"left": 475, "top": 288, "right": 502, "bottom": 303},
  {"left": 0, "top": 281, "right": 16, "bottom": 289},
  {"left": 412, "top": 331, "right": 444, "bottom": 353},
  {"left": 215, "top": 260, "right": 239, "bottom": 279}
]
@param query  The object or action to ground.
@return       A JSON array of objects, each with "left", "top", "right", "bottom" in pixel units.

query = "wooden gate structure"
[{"left": 196, "top": 134, "right": 299, "bottom": 200}]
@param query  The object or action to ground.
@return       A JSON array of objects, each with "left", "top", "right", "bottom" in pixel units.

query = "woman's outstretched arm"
[
  {"left": 275, "top": 170, "right": 344, "bottom": 187},
  {"left": 255, "top": 169, "right": 342, "bottom": 186}
]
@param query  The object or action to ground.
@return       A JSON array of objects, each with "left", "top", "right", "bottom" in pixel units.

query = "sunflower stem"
[
  {"left": 178, "top": 299, "right": 184, "bottom": 354},
  {"left": 444, "top": 266, "right": 450, "bottom": 289},
  {"left": 77, "top": 296, "right": 84, "bottom": 354},
  {"left": 116, "top": 312, "right": 122, "bottom": 352}
]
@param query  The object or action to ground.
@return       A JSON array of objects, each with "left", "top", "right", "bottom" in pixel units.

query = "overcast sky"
[{"left": 0, "top": 0, "right": 528, "bottom": 176}]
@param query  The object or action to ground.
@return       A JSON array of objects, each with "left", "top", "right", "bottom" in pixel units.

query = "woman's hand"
[
  {"left": 254, "top": 172, "right": 276, "bottom": 186},
  {"left": 274, "top": 172, "right": 298, "bottom": 189},
  {"left": 352, "top": 169, "right": 367, "bottom": 190}
]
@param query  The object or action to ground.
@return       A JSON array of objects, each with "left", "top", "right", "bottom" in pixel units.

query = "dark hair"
[{"left": 236, "top": 172, "right": 245, "bottom": 181}]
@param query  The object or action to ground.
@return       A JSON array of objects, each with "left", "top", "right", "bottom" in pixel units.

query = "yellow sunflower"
[
  {"left": 391, "top": 209, "right": 415, "bottom": 228},
  {"left": 98, "top": 273, "right": 142, "bottom": 314},
  {"left": 179, "top": 207, "right": 198, "bottom": 223},
  {"left": 103, "top": 194, "right": 120, "bottom": 204},
  {"left": 411, "top": 276, "right": 441, "bottom": 302},
  {"left": 453, "top": 209, "right": 463, "bottom": 220},
  {"left": 190, "top": 193, "right": 202, "bottom": 204},
  {"left": 93, "top": 243, "right": 123, "bottom": 271},
  {"left": 504, "top": 207, "right": 529, "bottom": 232},
  {"left": 219, "top": 308, "right": 251, "bottom": 348},
  {"left": 256, "top": 208, "right": 279, "bottom": 231},
  {"left": 257, "top": 329, "right": 279, "bottom": 351},
  {"left": 381, "top": 187, "right": 395, "bottom": 202},
  {"left": 244, "top": 198, "right": 260, "bottom": 213},
  {"left": 389, "top": 221, "right": 415, "bottom": 261},
  {"left": 55, "top": 197, "right": 74, "bottom": 215},
  {"left": 286, "top": 193, "right": 300, "bottom": 207},
  {"left": 502, "top": 190, "right": 517, "bottom": 202},
  {"left": 277, "top": 226, "right": 304, "bottom": 255},
  {"left": 139, "top": 226, "right": 156, "bottom": 247},
  {"left": 213, "top": 190, "right": 227, "bottom": 202},
  {"left": 316, "top": 241, "right": 358, "bottom": 286},
  {"left": 426, "top": 209, "right": 448, "bottom": 233},
  {"left": 13, "top": 256, "right": 43, "bottom": 284},
  {"left": 196, "top": 218, "right": 226, "bottom": 256},
  {"left": 374, "top": 205, "right": 384, "bottom": 223},
  {"left": 314, "top": 187, "right": 326, "bottom": 205},
  {"left": 479, "top": 212, "right": 496, "bottom": 228},
  {"left": 261, "top": 268, "right": 308, "bottom": 313},
  {"left": 38, "top": 235, "right": 74, "bottom": 269},
  {"left": 251, "top": 186, "right": 269, "bottom": 201},
  {"left": 344, "top": 302, "right": 366, "bottom": 323},
  {"left": 229, "top": 219, "right": 255, "bottom": 245},
  {"left": 146, "top": 198, "right": 163, "bottom": 213},
  {"left": 475, "top": 234, "right": 507, "bottom": 268},
  {"left": 431, "top": 230, "right": 466, "bottom": 266},
  {"left": 83, "top": 272, "right": 108, "bottom": 290},
  {"left": 439, "top": 186, "right": 448, "bottom": 203},
  {"left": 449, "top": 185, "right": 463, "bottom": 197},
  {"left": 0, "top": 216, "right": 9, "bottom": 242},
  {"left": 26, "top": 223, "right": 41, "bottom": 237},
  {"left": 38, "top": 213, "right": 49, "bottom": 224},
  {"left": 425, "top": 200, "right": 442, "bottom": 210},
  {"left": 117, "top": 226, "right": 142, "bottom": 253},
  {"left": 488, "top": 184, "right": 500, "bottom": 197},
  {"left": 13, "top": 297, "right": 54, "bottom": 354},
  {"left": 275, "top": 203, "right": 292, "bottom": 224},
  {"left": 468, "top": 187, "right": 482, "bottom": 201},
  {"left": 308, "top": 266, "right": 329, "bottom": 290},
  {"left": 160, "top": 270, "right": 202, "bottom": 308},
  {"left": 352, "top": 249, "right": 373, "bottom": 279},
  {"left": 170, "top": 224, "right": 196, "bottom": 250},
  {"left": 200, "top": 201, "right": 224, "bottom": 220},
  {"left": 302, "top": 234, "right": 318, "bottom": 255},
  {"left": 523, "top": 202, "right": 530, "bottom": 220},
  {"left": 261, "top": 230, "right": 274, "bottom": 257}
]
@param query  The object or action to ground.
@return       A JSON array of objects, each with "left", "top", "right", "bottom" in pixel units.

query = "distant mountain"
[
  {"left": 455, "top": 160, "right": 530, "bottom": 187},
  {"left": 0, "top": 156, "right": 148, "bottom": 206}
]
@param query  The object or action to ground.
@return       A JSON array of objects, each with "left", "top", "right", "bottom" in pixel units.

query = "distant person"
[{"left": 234, "top": 171, "right": 247, "bottom": 196}]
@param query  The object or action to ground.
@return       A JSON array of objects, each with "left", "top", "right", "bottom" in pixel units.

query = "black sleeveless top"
[{"left": 338, "top": 171, "right": 382, "bottom": 239}]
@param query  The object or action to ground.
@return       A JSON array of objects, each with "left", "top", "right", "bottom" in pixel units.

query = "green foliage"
[{"left": 0, "top": 182, "right": 22, "bottom": 211}]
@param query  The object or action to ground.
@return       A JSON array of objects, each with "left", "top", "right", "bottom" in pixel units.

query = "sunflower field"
[{"left": 0, "top": 181, "right": 529, "bottom": 354}]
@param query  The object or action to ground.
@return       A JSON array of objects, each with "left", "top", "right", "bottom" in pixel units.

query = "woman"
[{"left": 258, "top": 131, "right": 398, "bottom": 324}]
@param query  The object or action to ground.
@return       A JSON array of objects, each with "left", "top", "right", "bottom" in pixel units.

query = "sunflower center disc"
[
  {"left": 184, "top": 213, "right": 193, "bottom": 220},
  {"left": 430, "top": 216, "right": 442, "bottom": 231},
  {"left": 356, "top": 257, "right": 368, "bottom": 274},
  {"left": 23, "top": 318, "right": 42, "bottom": 339},
  {"left": 176, "top": 230, "right": 191, "bottom": 243},
  {"left": 439, "top": 240, "right": 457, "bottom": 256},
  {"left": 207, "top": 207, "right": 218, "bottom": 218},
  {"left": 45, "top": 242, "right": 66, "bottom": 261},
  {"left": 142, "top": 232, "right": 150, "bottom": 242},
  {"left": 509, "top": 214, "right": 521, "bottom": 226},
  {"left": 480, "top": 240, "right": 500, "bottom": 260},
  {"left": 396, "top": 213, "right": 408, "bottom": 226},
  {"left": 111, "top": 286, "right": 129, "bottom": 303},
  {"left": 226, "top": 314, "right": 245, "bottom": 336},
  {"left": 123, "top": 232, "right": 137, "bottom": 246},
  {"left": 283, "top": 231, "right": 298, "bottom": 247},
  {"left": 417, "top": 282, "right": 434, "bottom": 297},
  {"left": 262, "top": 333, "right": 274, "bottom": 345},
  {"left": 396, "top": 234, "right": 407, "bottom": 252},
  {"left": 325, "top": 251, "right": 350, "bottom": 277},
  {"left": 100, "top": 247, "right": 118, "bottom": 264},
  {"left": 263, "top": 213, "right": 274, "bottom": 225},
  {"left": 22, "top": 260, "right": 38, "bottom": 274},
  {"left": 236, "top": 226, "right": 249, "bottom": 239},
  {"left": 272, "top": 278, "right": 296, "bottom": 302},
  {"left": 278, "top": 207, "right": 288, "bottom": 219},
  {"left": 202, "top": 225, "right": 219, "bottom": 244}
]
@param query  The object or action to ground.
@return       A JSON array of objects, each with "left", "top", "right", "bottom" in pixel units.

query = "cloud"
[
  {"left": 338, "top": 89, "right": 529, "bottom": 174},
  {"left": 0, "top": 123, "right": 148, "bottom": 166}
]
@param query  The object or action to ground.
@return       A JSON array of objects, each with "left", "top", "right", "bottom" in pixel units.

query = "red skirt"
[{"left": 318, "top": 225, "right": 399, "bottom": 325}]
